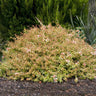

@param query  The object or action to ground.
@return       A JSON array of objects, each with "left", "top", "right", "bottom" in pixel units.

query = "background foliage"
[{"left": 0, "top": 0, "right": 88, "bottom": 40}]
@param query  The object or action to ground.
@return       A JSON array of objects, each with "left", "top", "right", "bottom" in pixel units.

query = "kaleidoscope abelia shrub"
[{"left": 0, "top": 25, "right": 96, "bottom": 83}]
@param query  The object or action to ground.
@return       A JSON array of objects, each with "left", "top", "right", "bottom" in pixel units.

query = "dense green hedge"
[
  {"left": 0, "top": 0, "right": 88, "bottom": 39},
  {"left": 35, "top": 0, "right": 88, "bottom": 25}
]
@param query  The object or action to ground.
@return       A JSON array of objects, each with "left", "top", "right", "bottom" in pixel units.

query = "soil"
[{"left": 0, "top": 78, "right": 96, "bottom": 96}]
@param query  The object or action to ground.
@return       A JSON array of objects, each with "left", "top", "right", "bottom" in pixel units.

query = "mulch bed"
[{"left": 0, "top": 78, "right": 96, "bottom": 96}]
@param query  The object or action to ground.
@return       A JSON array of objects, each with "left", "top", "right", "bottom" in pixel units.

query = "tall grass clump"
[
  {"left": 74, "top": 15, "right": 96, "bottom": 46},
  {"left": 0, "top": 25, "right": 96, "bottom": 83},
  {"left": 73, "top": 1, "right": 96, "bottom": 46}
]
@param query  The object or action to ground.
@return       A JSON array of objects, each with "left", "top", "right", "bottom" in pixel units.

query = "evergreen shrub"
[
  {"left": 0, "top": 0, "right": 88, "bottom": 39},
  {"left": 0, "top": 25, "right": 96, "bottom": 83}
]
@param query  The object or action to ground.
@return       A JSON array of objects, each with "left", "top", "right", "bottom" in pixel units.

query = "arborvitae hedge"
[{"left": 0, "top": 0, "right": 88, "bottom": 39}]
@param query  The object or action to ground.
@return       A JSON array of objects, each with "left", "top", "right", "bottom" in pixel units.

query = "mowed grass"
[{"left": 0, "top": 25, "right": 96, "bottom": 83}]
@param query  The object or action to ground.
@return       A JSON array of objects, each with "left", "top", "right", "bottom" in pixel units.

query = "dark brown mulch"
[{"left": 0, "top": 78, "right": 96, "bottom": 96}]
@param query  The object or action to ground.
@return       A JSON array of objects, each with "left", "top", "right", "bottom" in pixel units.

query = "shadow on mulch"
[{"left": 0, "top": 78, "right": 96, "bottom": 96}]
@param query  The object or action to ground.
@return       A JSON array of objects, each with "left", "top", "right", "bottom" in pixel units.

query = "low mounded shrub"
[{"left": 0, "top": 25, "right": 96, "bottom": 83}]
